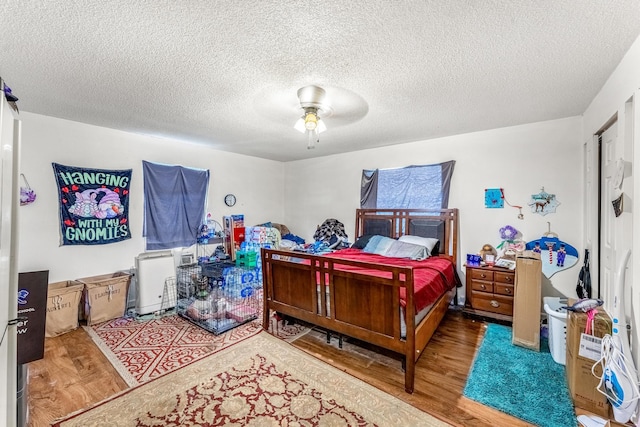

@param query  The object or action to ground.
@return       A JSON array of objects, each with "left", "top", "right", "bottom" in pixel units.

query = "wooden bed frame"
[{"left": 261, "top": 208, "right": 459, "bottom": 393}]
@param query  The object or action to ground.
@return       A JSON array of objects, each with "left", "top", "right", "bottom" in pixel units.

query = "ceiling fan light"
[{"left": 304, "top": 112, "right": 318, "bottom": 130}]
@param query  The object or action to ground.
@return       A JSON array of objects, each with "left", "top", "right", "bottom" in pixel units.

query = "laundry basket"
[{"left": 544, "top": 296, "right": 568, "bottom": 365}]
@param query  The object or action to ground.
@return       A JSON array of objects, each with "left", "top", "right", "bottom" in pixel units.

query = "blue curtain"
[
  {"left": 360, "top": 161, "right": 455, "bottom": 209},
  {"left": 142, "top": 161, "right": 209, "bottom": 250}
]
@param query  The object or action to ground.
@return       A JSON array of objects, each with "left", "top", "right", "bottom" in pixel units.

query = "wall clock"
[
  {"left": 224, "top": 194, "right": 236, "bottom": 207},
  {"left": 484, "top": 188, "right": 504, "bottom": 208}
]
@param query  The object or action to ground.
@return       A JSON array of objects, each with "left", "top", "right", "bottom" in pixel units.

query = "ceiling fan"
[{"left": 294, "top": 85, "right": 331, "bottom": 149}]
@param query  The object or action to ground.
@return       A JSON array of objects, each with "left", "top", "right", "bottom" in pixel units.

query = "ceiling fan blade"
[{"left": 317, "top": 118, "right": 326, "bottom": 133}]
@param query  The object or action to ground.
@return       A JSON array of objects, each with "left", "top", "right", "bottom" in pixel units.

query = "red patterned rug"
[
  {"left": 84, "top": 312, "right": 310, "bottom": 386},
  {"left": 54, "top": 332, "right": 449, "bottom": 427}
]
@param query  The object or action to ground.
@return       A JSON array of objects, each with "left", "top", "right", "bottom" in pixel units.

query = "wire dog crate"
[{"left": 176, "top": 261, "right": 261, "bottom": 334}]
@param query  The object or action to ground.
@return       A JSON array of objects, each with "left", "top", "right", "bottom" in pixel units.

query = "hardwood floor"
[{"left": 27, "top": 308, "right": 533, "bottom": 426}]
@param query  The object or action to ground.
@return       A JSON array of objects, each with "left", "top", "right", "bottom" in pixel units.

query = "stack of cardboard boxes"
[{"left": 566, "top": 305, "right": 612, "bottom": 418}]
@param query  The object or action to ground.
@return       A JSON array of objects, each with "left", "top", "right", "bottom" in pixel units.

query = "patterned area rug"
[
  {"left": 54, "top": 332, "right": 449, "bottom": 427},
  {"left": 84, "top": 312, "right": 310, "bottom": 386}
]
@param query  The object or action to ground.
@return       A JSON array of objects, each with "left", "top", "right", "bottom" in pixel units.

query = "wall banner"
[{"left": 52, "top": 163, "right": 132, "bottom": 245}]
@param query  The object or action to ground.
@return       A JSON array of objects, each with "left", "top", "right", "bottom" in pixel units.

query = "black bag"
[{"left": 576, "top": 249, "right": 591, "bottom": 299}]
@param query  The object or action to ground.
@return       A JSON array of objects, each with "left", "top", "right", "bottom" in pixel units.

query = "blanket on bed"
[{"left": 324, "top": 248, "right": 458, "bottom": 312}]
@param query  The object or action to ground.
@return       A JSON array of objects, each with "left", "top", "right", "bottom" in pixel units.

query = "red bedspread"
[{"left": 323, "top": 248, "right": 458, "bottom": 312}]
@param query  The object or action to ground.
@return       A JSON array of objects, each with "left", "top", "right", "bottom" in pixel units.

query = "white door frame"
[{"left": 0, "top": 82, "right": 20, "bottom": 427}]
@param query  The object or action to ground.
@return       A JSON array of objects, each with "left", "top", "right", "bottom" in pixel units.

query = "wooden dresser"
[{"left": 463, "top": 264, "right": 515, "bottom": 322}]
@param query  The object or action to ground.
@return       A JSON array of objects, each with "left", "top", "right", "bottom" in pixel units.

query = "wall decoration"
[
  {"left": 485, "top": 188, "right": 524, "bottom": 219},
  {"left": 528, "top": 187, "right": 560, "bottom": 216},
  {"left": 484, "top": 188, "right": 504, "bottom": 208},
  {"left": 52, "top": 163, "right": 132, "bottom": 245},
  {"left": 19, "top": 173, "right": 36, "bottom": 206},
  {"left": 525, "top": 223, "right": 578, "bottom": 278}
]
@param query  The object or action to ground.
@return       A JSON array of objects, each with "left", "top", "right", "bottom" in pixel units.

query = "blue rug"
[{"left": 463, "top": 323, "right": 577, "bottom": 427}]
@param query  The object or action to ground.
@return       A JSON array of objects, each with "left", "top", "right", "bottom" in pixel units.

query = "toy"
[{"left": 479, "top": 244, "right": 497, "bottom": 264}]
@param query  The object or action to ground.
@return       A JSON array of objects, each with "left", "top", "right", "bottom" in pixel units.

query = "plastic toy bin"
[{"left": 544, "top": 296, "right": 568, "bottom": 365}]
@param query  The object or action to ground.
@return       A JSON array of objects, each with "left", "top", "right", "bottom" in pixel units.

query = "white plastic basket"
[{"left": 544, "top": 296, "right": 568, "bottom": 365}]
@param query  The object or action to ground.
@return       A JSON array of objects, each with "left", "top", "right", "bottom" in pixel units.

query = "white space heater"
[{"left": 135, "top": 250, "right": 176, "bottom": 315}]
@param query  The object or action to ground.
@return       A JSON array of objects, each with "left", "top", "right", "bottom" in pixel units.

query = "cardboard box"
[
  {"left": 45, "top": 280, "right": 84, "bottom": 337},
  {"left": 512, "top": 251, "right": 542, "bottom": 350},
  {"left": 566, "top": 308, "right": 612, "bottom": 417}
]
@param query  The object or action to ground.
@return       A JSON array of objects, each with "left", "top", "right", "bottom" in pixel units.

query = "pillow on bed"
[
  {"left": 351, "top": 234, "right": 376, "bottom": 249},
  {"left": 398, "top": 235, "right": 440, "bottom": 255},
  {"left": 363, "top": 236, "right": 429, "bottom": 260},
  {"left": 362, "top": 235, "right": 396, "bottom": 255},
  {"left": 384, "top": 240, "right": 429, "bottom": 260}
]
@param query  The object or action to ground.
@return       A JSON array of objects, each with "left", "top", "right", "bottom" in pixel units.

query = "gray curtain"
[
  {"left": 142, "top": 161, "right": 210, "bottom": 250},
  {"left": 360, "top": 160, "right": 455, "bottom": 209},
  {"left": 439, "top": 160, "right": 455, "bottom": 208},
  {"left": 360, "top": 169, "right": 378, "bottom": 208}
]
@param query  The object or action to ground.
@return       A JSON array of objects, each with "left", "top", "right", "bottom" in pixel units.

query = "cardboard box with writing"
[
  {"left": 512, "top": 251, "right": 542, "bottom": 350},
  {"left": 566, "top": 307, "right": 612, "bottom": 417}
]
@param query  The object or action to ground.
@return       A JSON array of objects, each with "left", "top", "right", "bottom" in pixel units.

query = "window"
[
  {"left": 142, "top": 161, "right": 210, "bottom": 250},
  {"left": 360, "top": 161, "right": 455, "bottom": 209}
]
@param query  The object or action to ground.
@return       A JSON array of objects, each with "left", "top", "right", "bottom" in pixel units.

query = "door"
[
  {"left": 600, "top": 113, "right": 634, "bottom": 318},
  {"left": 600, "top": 122, "right": 619, "bottom": 309}
]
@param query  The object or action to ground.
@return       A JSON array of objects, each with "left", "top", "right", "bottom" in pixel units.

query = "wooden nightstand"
[{"left": 463, "top": 264, "right": 515, "bottom": 323}]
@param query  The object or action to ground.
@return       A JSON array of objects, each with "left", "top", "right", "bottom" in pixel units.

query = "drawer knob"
[
  {"left": 490, "top": 300, "right": 500, "bottom": 308},
  {"left": 506, "top": 277, "right": 512, "bottom": 282},
  {"left": 505, "top": 288, "right": 512, "bottom": 294},
  {"left": 480, "top": 284, "right": 486, "bottom": 290},
  {"left": 480, "top": 273, "right": 486, "bottom": 278}
]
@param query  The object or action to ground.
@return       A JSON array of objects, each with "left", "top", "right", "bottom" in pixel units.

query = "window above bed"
[{"left": 360, "top": 161, "right": 455, "bottom": 209}]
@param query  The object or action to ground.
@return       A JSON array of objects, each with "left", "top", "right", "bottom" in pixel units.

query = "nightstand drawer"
[
  {"left": 494, "top": 283, "right": 514, "bottom": 296},
  {"left": 470, "top": 269, "right": 494, "bottom": 281},
  {"left": 471, "top": 291, "right": 513, "bottom": 316},
  {"left": 471, "top": 280, "right": 493, "bottom": 293},
  {"left": 495, "top": 271, "right": 514, "bottom": 284}
]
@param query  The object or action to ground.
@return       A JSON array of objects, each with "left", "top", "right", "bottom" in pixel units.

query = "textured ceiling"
[{"left": 1, "top": 1, "right": 640, "bottom": 162}]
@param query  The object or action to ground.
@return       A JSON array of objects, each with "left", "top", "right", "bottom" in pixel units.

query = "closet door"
[
  {"left": 599, "top": 105, "right": 633, "bottom": 317},
  {"left": 600, "top": 121, "right": 620, "bottom": 309}
]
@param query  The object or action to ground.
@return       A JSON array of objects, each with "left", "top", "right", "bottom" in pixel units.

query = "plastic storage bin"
[{"left": 544, "top": 296, "right": 568, "bottom": 365}]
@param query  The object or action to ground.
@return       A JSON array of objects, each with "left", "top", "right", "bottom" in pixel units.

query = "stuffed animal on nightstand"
[{"left": 479, "top": 244, "right": 498, "bottom": 265}]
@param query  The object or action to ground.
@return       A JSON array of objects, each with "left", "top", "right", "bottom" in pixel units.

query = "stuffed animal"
[{"left": 479, "top": 244, "right": 498, "bottom": 263}]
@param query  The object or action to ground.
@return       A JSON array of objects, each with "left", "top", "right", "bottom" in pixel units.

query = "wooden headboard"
[{"left": 355, "top": 208, "right": 459, "bottom": 264}]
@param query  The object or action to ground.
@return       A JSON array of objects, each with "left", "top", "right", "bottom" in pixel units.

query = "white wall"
[
  {"left": 18, "top": 113, "right": 285, "bottom": 282},
  {"left": 284, "top": 116, "right": 583, "bottom": 299}
]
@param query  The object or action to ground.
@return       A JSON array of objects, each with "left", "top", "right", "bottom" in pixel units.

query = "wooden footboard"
[{"left": 261, "top": 248, "right": 453, "bottom": 393}]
